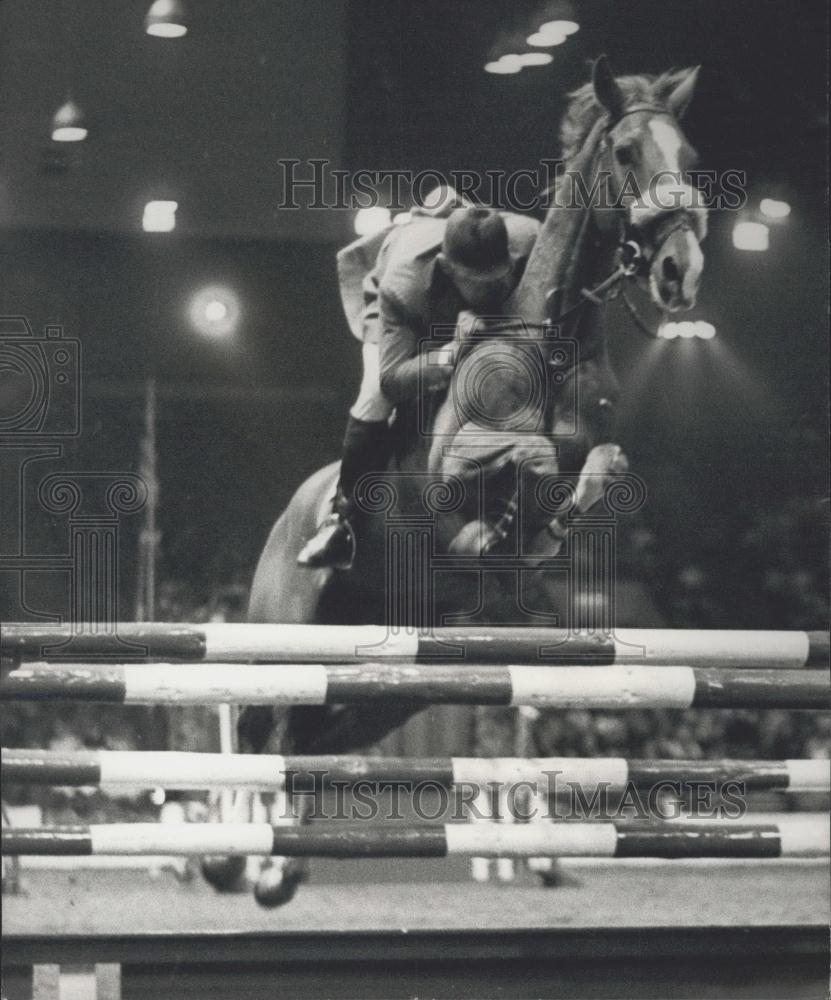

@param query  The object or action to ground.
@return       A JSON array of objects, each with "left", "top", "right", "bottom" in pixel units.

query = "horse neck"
[{"left": 510, "top": 117, "right": 612, "bottom": 327}]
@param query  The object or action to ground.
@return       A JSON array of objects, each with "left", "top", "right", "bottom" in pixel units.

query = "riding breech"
[{"left": 349, "top": 342, "right": 395, "bottom": 423}]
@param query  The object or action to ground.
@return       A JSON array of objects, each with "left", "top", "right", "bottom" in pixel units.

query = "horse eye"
[{"left": 615, "top": 144, "right": 635, "bottom": 167}]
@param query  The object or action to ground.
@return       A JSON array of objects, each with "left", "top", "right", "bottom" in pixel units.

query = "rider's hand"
[
  {"left": 425, "top": 343, "right": 456, "bottom": 389},
  {"left": 455, "top": 309, "right": 479, "bottom": 342}
]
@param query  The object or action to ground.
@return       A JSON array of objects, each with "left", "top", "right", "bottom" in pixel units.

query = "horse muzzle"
[{"left": 647, "top": 215, "right": 705, "bottom": 312}]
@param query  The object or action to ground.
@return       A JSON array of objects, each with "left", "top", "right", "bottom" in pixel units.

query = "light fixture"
[
  {"left": 188, "top": 285, "right": 241, "bottom": 338},
  {"left": 760, "top": 198, "right": 791, "bottom": 220},
  {"left": 732, "top": 221, "right": 769, "bottom": 252},
  {"left": 354, "top": 206, "right": 391, "bottom": 236},
  {"left": 516, "top": 52, "right": 553, "bottom": 67},
  {"left": 484, "top": 54, "right": 523, "bottom": 75},
  {"left": 142, "top": 200, "right": 178, "bottom": 232},
  {"left": 527, "top": 30, "right": 567, "bottom": 47},
  {"left": 537, "top": 19, "right": 579, "bottom": 36},
  {"left": 659, "top": 320, "right": 717, "bottom": 340},
  {"left": 145, "top": 0, "right": 188, "bottom": 38},
  {"left": 51, "top": 99, "right": 88, "bottom": 142}
]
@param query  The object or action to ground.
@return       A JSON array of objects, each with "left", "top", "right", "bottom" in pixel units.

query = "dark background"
[{"left": 0, "top": 0, "right": 827, "bottom": 626}]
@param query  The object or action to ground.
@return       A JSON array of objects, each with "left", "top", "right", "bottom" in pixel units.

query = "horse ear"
[
  {"left": 667, "top": 65, "right": 700, "bottom": 118},
  {"left": 592, "top": 54, "right": 624, "bottom": 118}
]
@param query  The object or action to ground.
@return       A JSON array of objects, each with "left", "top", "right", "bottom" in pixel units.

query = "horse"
[{"left": 203, "top": 57, "right": 708, "bottom": 905}]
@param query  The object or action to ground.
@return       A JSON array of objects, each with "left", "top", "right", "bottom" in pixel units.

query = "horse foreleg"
[
  {"left": 530, "top": 353, "right": 628, "bottom": 556},
  {"left": 528, "top": 442, "right": 629, "bottom": 558},
  {"left": 253, "top": 770, "right": 311, "bottom": 908}
]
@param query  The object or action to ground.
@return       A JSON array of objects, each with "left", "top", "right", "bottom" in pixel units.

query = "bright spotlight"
[
  {"left": 51, "top": 100, "right": 88, "bottom": 142},
  {"left": 188, "top": 285, "right": 240, "bottom": 338},
  {"left": 538, "top": 20, "right": 579, "bottom": 36},
  {"left": 142, "top": 200, "right": 178, "bottom": 232},
  {"left": 354, "top": 206, "right": 391, "bottom": 236},
  {"left": 732, "top": 221, "right": 769, "bottom": 251},
  {"left": 204, "top": 299, "right": 228, "bottom": 322},
  {"left": 659, "top": 320, "right": 716, "bottom": 340},
  {"left": 517, "top": 52, "right": 553, "bottom": 67},
  {"left": 145, "top": 0, "right": 188, "bottom": 37},
  {"left": 527, "top": 30, "right": 567, "bottom": 46},
  {"left": 760, "top": 198, "right": 791, "bottom": 219},
  {"left": 485, "top": 54, "right": 522, "bottom": 74}
]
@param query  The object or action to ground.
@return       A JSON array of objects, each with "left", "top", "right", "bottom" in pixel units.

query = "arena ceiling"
[{"left": 0, "top": 0, "right": 826, "bottom": 241}]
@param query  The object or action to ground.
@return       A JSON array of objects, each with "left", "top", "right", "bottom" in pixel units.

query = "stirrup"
[{"left": 297, "top": 514, "right": 356, "bottom": 571}]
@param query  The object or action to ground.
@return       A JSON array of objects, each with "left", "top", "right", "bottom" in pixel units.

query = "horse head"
[{"left": 591, "top": 54, "right": 707, "bottom": 312}]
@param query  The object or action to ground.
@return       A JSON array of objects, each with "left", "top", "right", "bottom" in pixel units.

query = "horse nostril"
[{"left": 663, "top": 256, "right": 680, "bottom": 282}]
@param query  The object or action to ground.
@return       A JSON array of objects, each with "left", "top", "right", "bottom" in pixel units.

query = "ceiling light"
[
  {"left": 659, "top": 320, "right": 717, "bottom": 340},
  {"left": 527, "top": 30, "right": 567, "bottom": 46},
  {"left": 142, "top": 200, "right": 178, "bottom": 232},
  {"left": 538, "top": 20, "right": 579, "bottom": 36},
  {"left": 517, "top": 52, "right": 554, "bottom": 67},
  {"left": 145, "top": 0, "right": 188, "bottom": 38},
  {"left": 354, "top": 206, "right": 391, "bottom": 236},
  {"left": 188, "top": 285, "right": 240, "bottom": 338},
  {"left": 760, "top": 198, "right": 791, "bottom": 219},
  {"left": 485, "top": 54, "right": 523, "bottom": 75},
  {"left": 51, "top": 100, "right": 88, "bottom": 142},
  {"left": 732, "top": 221, "right": 769, "bottom": 251}
]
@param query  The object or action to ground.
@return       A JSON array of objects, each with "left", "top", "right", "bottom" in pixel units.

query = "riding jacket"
[{"left": 371, "top": 214, "right": 539, "bottom": 404}]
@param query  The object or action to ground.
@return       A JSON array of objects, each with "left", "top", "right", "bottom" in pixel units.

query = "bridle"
[{"left": 549, "top": 103, "right": 696, "bottom": 338}]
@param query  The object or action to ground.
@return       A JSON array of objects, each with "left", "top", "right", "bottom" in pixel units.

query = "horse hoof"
[
  {"left": 200, "top": 855, "right": 248, "bottom": 892},
  {"left": 254, "top": 858, "right": 308, "bottom": 908}
]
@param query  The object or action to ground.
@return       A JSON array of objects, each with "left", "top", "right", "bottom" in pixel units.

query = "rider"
[{"left": 297, "top": 198, "right": 539, "bottom": 569}]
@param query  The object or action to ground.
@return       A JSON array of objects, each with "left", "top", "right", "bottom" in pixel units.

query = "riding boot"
[{"left": 297, "top": 416, "right": 391, "bottom": 569}]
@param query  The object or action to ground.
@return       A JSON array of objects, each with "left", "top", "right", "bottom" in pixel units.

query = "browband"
[{"left": 606, "top": 103, "right": 671, "bottom": 128}]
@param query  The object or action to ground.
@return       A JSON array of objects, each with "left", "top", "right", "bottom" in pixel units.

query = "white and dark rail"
[
  {"left": 2, "top": 623, "right": 828, "bottom": 667},
  {"left": 3, "top": 748, "right": 829, "bottom": 793},
  {"left": 2, "top": 661, "right": 828, "bottom": 708},
  {"left": 3, "top": 818, "right": 829, "bottom": 859}
]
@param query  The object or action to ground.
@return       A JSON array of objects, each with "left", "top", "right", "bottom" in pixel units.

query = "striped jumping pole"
[
  {"left": 2, "top": 623, "right": 827, "bottom": 667},
  {"left": 2, "top": 663, "right": 828, "bottom": 708},
  {"left": 4, "top": 749, "right": 828, "bottom": 793},
  {"left": 3, "top": 818, "right": 828, "bottom": 858}
]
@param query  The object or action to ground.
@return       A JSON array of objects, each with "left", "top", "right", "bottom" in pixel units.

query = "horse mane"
[{"left": 559, "top": 69, "right": 691, "bottom": 162}]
